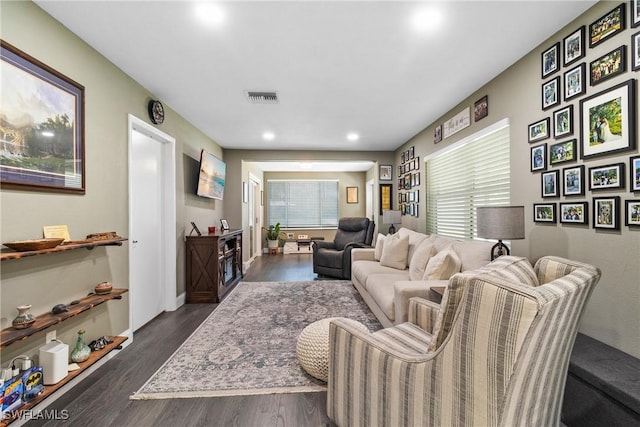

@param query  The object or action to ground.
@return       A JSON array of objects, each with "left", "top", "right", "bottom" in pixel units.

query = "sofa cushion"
[
  {"left": 352, "top": 260, "right": 404, "bottom": 286},
  {"left": 374, "top": 233, "right": 385, "bottom": 261},
  {"left": 409, "top": 237, "right": 437, "bottom": 281},
  {"left": 398, "top": 228, "right": 429, "bottom": 265},
  {"left": 423, "top": 246, "right": 462, "bottom": 280},
  {"left": 380, "top": 234, "right": 409, "bottom": 270},
  {"left": 366, "top": 276, "right": 397, "bottom": 321}
]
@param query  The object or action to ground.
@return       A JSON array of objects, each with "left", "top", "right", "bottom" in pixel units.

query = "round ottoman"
[{"left": 296, "top": 317, "right": 369, "bottom": 382}]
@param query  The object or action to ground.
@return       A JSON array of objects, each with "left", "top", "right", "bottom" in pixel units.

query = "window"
[
  {"left": 426, "top": 120, "right": 510, "bottom": 239},
  {"left": 267, "top": 180, "right": 339, "bottom": 229}
]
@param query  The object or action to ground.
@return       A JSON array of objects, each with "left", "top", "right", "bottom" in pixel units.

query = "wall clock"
[{"left": 148, "top": 100, "right": 165, "bottom": 124}]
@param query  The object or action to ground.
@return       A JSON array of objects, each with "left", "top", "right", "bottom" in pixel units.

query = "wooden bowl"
[
  {"left": 3, "top": 238, "right": 65, "bottom": 251},
  {"left": 94, "top": 282, "right": 113, "bottom": 295}
]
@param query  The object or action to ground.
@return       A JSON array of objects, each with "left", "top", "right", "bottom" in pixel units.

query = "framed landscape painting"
[
  {"left": 589, "top": 3, "right": 626, "bottom": 48},
  {"left": 0, "top": 41, "right": 85, "bottom": 193}
]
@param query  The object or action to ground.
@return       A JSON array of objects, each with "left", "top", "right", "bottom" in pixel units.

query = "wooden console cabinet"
[{"left": 185, "top": 229, "right": 243, "bottom": 303}]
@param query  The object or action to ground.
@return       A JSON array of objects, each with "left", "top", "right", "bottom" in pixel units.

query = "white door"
[{"left": 128, "top": 115, "right": 176, "bottom": 334}]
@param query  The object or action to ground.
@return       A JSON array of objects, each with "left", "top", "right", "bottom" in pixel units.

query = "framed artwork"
[
  {"left": 631, "top": 0, "right": 640, "bottom": 27},
  {"left": 553, "top": 105, "right": 573, "bottom": 138},
  {"left": 404, "top": 174, "right": 411, "bottom": 189},
  {"left": 413, "top": 172, "right": 420, "bottom": 186},
  {"left": 625, "top": 199, "right": 640, "bottom": 225},
  {"left": 528, "top": 117, "right": 551, "bottom": 143},
  {"left": 434, "top": 125, "right": 442, "bottom": 143},
  {"left": 474, "top": 95, "right": 488, "bottom": 121},
  {"left": 580, "top": 79, "right": 636, "bottom": 159},
  {"left": 631, "top": 155, "right": 640, "bottom": 191},
  {"left": 443, "top": 107, "right": 470, "bottom": 139},
  {"left": 550, "top": 139, "right": 577, "bottom": 165},
  {"left": 409, "top": 146, "right": 415, "bottom": 159},
  {"left": 590, "top": 46, "right": 626, "bottom": 86},
  {"left": 0, "top": 41, "right": 85, "bottom": 194},
  {"left": 533, "top": 203, "right": 557, "bottom": 223},
  {"left": 589, "top": 3, "right": 626, "bottom": 48},
  {"left": 379, "top": 183, "right": 392, "bottom": 215},
  {"left": 346, "top": 186, "right": 359, "bottom": 204},
  {"left": 379, "top": 164, "right": 392, "bottom": 181},
  {"left": 220, "top": 219, "right": 230, "bottom": 230},
  {"left": 542, "top": 42, "right": 560, "bottom": 78},
  {"left": 564, "top": 63, "right": 586, "bottom": 101},
  {"left": 589, "top": 162, "right": 625, "bottom": 190},
  {"left": 563, "top": 26, "right": 586, "bottom": 66},
  {"left": 531, "top": 144, "right": 547, "bottom": 172},
  {"left": 542, "top": 77, "right": 561, "bottom": 110},
  {"left": 560, "top": 202, "right": 588, "bottom": 224},
  {"left": 563, "top": 165, "right": 585, "bottom": 196},
  {"left": 593, "top": 196, "right": 620, "bottom": 230},
  {"left": 632, "top": 31, "right": 640, "bottom": 71},
  {"left": 541, "top": 170, "right": 560, "bottom": 198}
]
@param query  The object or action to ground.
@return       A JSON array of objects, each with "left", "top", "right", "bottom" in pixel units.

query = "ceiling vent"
[{"left": 246, "top": 91, "right": 279, "bottom": 104}]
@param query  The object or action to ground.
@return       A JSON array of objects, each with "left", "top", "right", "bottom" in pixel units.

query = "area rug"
[{"left": 130, "top": 280, "right": 381, "bottom": 399}]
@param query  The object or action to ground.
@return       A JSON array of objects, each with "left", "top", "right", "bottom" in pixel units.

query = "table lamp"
[
  {"left": 476, "top": 206, "right": 525, "bottom": 260},
  {"left": 382, "top": 210, "right": 402, "bottom": 234}
]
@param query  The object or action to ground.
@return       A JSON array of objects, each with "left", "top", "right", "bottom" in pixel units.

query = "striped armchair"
[{"left": 327, "top": 256, "right": 600, "bottom": 427}]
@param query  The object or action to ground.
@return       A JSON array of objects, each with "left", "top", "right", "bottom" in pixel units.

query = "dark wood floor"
[{"left": 28, "top": 253, "right": 336, "bottom": 427}]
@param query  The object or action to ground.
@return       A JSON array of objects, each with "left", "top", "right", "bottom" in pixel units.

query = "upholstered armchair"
[
  {"left": 327, "top": 255, "right": 601, "bottom": 426},
  {"left": 312, "top": 217, "right": 374, "bottom": 279}
]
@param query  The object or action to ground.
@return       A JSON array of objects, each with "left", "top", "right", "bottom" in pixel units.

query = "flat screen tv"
[{"left": 196, "top": 149, "right": 226, "bottom": 200}]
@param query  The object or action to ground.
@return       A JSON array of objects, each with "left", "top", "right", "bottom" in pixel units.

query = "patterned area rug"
[{"left": 130, "top": 280, "right": 381, "bottom": 399}]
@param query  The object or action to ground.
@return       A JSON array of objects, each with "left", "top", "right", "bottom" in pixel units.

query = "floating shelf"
[
  {"left": 0, "top": 335, "right": 127, "bottom": 427},
  {"left": 0, "top": 238, "right": 127, "bottom": 261},
  {"left": 1, "top": 289, "right": 128, "bottom": 349}
]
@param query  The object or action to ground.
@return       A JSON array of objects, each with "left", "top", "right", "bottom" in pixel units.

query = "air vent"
[{"left": 246, "top": 91, "right": 279, "bottom": 104}]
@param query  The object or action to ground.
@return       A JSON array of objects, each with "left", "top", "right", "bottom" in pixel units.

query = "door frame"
[
  {"left": 128, "top": 114, "right": 177, "bottom": 337},
  {"left": 249, "top": 172, "right": 262, "bottom": 260}
]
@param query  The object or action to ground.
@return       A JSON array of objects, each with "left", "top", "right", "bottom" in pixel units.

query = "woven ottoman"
[{"left": 296, "top": 317, "right": 369, "bottom": 382}]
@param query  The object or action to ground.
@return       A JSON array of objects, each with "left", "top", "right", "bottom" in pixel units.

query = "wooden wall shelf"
[
  {"left": 0, "top": 238, "right": 127, "bottom": 261},
  {"left": 1, "top": 289, "right": 128, "bottom": 349},
  {"left": 0, "top": 335, "right": 127, "bottom": 426}
]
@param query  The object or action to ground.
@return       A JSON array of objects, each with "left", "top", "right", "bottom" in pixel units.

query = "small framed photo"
[
  {"left": 379, "top": 164, "right": 392, "bottom": 181},
  {"left": 474, "top": 95, "right": 488, "bottom": 121},
  {"left": 541, "top": 170, "right": 560, "bottom": 198},
  {"left": 632, "top": 31, "right": 640, "bottom": 71},
  {"left": 633, "top": 0, "right": 640, "bottom": 28},
  {"left": 589, "top": 3, "right": 626, "bottom": 48},
  {"left": 625, "top": 199, "right": 640, "bottom": 225},
  {"left": 542, "top": 76, "right": 561, "bottom": 110},
  {"left": 563, "top": 165, "right": 585, "bottom": 196},
  {"left": 414, "top": 172, "right": 420, "bottom": 186},
  {"left": 631, "top": 155, "right": 640, "bottom": 191},
  {"left": 590, "top": 46, "right": 626, "bottom": 86},
  {"left": 346, "top": 186, "right": 359, "bottom": 204},
  {"left": 542, "top": 42, "right": 560, "bottom": 78},
  {"left": 593, "top": 196, "right": 620, "bottom": 230},
  {"left": 560, "top": 202, "right": 588, "bottom": 224},
  {"left": 589, "top": 163, "right": 625, "bottom": 191},
  {"left": 549, "top": 139, "right": 577, "bottom": 165},
  {"left": 564, "top": 63, "right": 586, "bottom": 101},
  {"left": 534, "top": 203, "right": 557, "bottom": 223},
  {"left": 528, "top": 117, "right": 551, "bottom": 143},
  {"left": 434, "top": 125, "right": 443, "bottom": 144},
  {"left": 531, "top": 144, "right": 547, "bottom": 172},
  {"left": 563, "top": 26, "right": 586, "bottom": 66},
  {"left": 220, "top": 219, "right": 230, "bottom": 230},
  {"left": 409, "top": 146, "right": 415, "bottom": 160},
  {"left": 554, "top": 105, "right": 574, "bottom": 138}
]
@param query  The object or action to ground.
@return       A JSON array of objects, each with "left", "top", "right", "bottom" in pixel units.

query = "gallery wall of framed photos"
[
  {"left": 531, "top": 1, "right": 640, "bottom": 231},
  {"left": 397, "top": 145, "right": 420, "bottom": 217}
]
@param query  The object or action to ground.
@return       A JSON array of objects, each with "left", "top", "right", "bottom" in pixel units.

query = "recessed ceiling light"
[
  {"left": 195, "top": 3, "right": 225, "bottom": 26},
  {"left": 411, "top": 6, "right": 444, "bottom": 33},
  {"left": 262, "top": 131, "right": 275, "bottom": 141},
  {"left": 347, "top": 133, "right": 359, "bottom": 141}
]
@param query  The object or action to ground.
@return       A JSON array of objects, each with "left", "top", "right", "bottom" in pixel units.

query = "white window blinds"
[
  {"left": 426, "top": 123, "right": 510, "bottom": 239},
  {"left": 267, "top": 180, "right": 339, "bottom": 228}
]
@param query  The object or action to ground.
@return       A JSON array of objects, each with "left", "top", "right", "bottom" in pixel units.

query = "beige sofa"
[{"left": 351, "top": 228, "right": 493, "bottom": 327}]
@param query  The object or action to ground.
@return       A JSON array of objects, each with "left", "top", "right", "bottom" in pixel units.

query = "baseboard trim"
[{"left": 176, "top": 292, "right": 185, "bottom": 309}]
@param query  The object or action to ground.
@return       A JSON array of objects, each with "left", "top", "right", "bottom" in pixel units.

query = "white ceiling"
[{"left": 36, "top": 0, "right": 596, "bottom": 156}]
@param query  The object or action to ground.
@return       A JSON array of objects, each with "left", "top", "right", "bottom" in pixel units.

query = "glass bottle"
[{"left": 70, "top": 329, "right": 91, "bottom": 363}]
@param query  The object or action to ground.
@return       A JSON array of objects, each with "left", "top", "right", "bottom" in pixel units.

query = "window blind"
[
  {"left": 426, "top": 124, "right": 510, "bottom": 239},
  {"left": 267, "top": 180, "right": 339, "bottom": 228}
]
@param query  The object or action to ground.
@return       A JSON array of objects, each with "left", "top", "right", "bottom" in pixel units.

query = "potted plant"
[{"left": 263, "top": 223, "right": 285, "bottom": 250}]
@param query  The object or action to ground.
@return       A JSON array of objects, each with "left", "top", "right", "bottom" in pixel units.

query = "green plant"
[{"left": 263, "top": 223, "right": 285, "bottom": 241}]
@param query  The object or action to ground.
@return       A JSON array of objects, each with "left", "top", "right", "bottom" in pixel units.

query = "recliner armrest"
[{"left": 312, "top": 240, "right": 337, "bottom": 251}]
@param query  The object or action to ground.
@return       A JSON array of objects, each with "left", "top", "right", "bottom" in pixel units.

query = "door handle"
[{"left": 133, "top": 240, "right": 139, "bottom": 243}]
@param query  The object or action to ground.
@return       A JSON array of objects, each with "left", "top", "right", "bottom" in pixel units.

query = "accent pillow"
[
  {"left": 374, "top": 233, "right": 386, "bottom": 261},
  {"left": 408, "top": 238, "right": 437, "bottom": 281},
  {"left": 423, "top": 246, "right": 462, "bottom": 280},
  {"left": 380, "top": 235, "right": 409, "bottom": 270}
]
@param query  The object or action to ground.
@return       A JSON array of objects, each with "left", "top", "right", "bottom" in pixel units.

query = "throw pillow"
[
  {"left": 409, "top": 238, "right": 437, "bottom": 281},
  {"left": 423, "top": 246, "right": 462, "bottom": 280},
  {"left": 380, "top": 234, "right": 409, "bottom": 270},
  {"left": 374, "top": 233, "right": 386, "bottom": 261}
]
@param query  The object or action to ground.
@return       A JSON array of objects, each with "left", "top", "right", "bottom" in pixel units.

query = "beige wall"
[
  {"left": 0, "top": 2, "right": 224, "bottom": 363},
  {"left": 394, "top": 2, "right": 640, "bottom": 357}
]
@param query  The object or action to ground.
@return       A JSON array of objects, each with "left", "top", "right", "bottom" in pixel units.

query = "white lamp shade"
[
  {"left": 382, "top": 210, "right": 402, "bottom": 224},
  {"left": 476, "top": 206, "right": 525, "bottom": 240}
]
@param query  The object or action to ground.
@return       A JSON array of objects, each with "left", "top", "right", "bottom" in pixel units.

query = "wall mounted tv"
[{"left": 196, "top": 149, "right": 226, "bottom": 200}]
